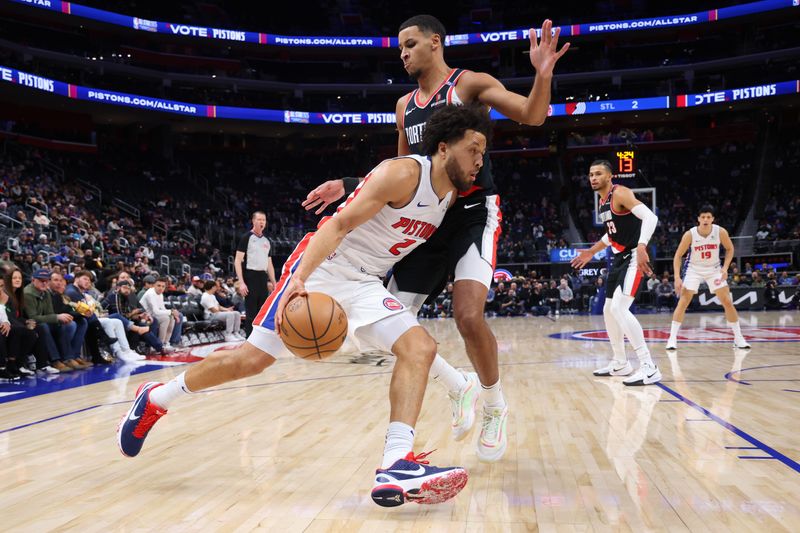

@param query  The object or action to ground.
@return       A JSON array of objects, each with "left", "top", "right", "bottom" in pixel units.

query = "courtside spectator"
[
  {"left": 656, "top": 275, "right": 677, "bottom": 311},
  {"left": 101, "top": 280, "right": 159, "bottom": 359},
  {"left": 23, "top": 268, "right": 86, "bottom": 371},
  {"left": 559, "top": 279, "right": 574, "bottom": 312},
  {"left": 140, "top": 276, "right": 183, "bottom": 349},
  {"left": 200, "top": 281, "right": 245, "bottom": 342}
]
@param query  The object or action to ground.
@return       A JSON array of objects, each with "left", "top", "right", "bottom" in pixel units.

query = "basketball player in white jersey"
[
  {"left": 666, "top": 206, "right": 750, "bottom": 350},
  {"left": 117, "top": 105, "right": 492, "bottom": 508},
  {"left": 304, "top": 15, "right": 569, "bottom": 462}
]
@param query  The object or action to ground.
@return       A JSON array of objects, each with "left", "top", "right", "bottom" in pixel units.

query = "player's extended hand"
[
  {"left": 529, "top": 19, "right": 570, "bottom": 77},
  {"left": 302, "top": 179, "right": 346, "bottom": 215},
  {"left": 570, "top": 250, "right": 595, "bottom": 270},
  {"left": 275, "top": 277, "right": 307, "bottom": 336},
  {"left": 636, "top": 244, "right": 653, "bottom": 276}
]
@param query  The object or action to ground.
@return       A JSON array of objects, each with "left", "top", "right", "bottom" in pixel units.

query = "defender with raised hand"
[{"left": 304, "top": 15, "right": 569, "bottom": 462}]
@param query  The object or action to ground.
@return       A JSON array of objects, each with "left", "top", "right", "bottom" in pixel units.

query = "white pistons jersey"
[
  {"left": 331, "top": 155, "right": 452, "bottom": 276},
  {"left": 688, "top": 224, "right": 721, "bottom": 269}
]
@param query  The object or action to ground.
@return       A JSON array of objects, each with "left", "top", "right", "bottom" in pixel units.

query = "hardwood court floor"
[{"left": 1, "top": 311, "right": 799, "bottom": 532}]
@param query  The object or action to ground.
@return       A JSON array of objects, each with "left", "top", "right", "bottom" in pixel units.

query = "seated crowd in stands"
[
  {"left": 0, "top": 258, "right": 247, "bottom": 380},
  {"left": 756, "top": 135, "right": 800, "bottom": 243}
]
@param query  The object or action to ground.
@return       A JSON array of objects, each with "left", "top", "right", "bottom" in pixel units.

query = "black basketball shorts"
[{"left": 390, "top": 193, "right": 502, "bottom": 299}]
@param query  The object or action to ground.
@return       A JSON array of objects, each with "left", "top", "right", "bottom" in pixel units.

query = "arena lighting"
[
  {"left": 1, "top": 65, "right": 798, "bottom": 124},
  {"left": 8, "top": 0, "right": 798, "bottom": 48}
]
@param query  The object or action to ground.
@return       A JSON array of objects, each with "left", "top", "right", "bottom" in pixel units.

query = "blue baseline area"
[
  {"left": 2, "top": 355, "right": 570, "bottom": 408},
  {"left": 0, "top": 368, "right": 395, "bottom": 434},
  {"left": 0, "top": 362, "right": 181, "bottom": 404},
  {"left": 656, "top": 382, "right": 800, "bottom": 474}
]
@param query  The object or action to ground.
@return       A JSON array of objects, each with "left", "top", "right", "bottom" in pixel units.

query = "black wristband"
[{"left": 342, "top": 177, "right": 360, "bottom": 195}]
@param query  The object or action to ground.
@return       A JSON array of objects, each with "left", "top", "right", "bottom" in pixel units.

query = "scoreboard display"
[{"left": 614, "top": 150, "right": 636, "bottom": 179}]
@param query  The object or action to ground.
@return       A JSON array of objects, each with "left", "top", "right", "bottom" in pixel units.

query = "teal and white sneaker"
[
  {"left": 476, "top": 404, "right": 508, "bottom": 462},
  {"left": 448, "top": 371, "right": 480, "bottom": 441}
]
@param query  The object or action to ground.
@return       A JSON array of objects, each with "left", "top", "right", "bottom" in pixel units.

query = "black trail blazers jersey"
[
  {"left": 598, "top": 185, "right": 641, "bottom": 253},
  {"left": 400, "top": 68, "right": 495, "bottom": 196}
]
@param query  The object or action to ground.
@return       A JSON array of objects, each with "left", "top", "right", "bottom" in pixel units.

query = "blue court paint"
[
  {"left": 662, "top": 379, "right": 731, "bottom": 383},
  {"left": 0, "top": 401, "right": 129, "bottom": 435},
  {"left": 659, "top": 399, "right": 682, "bottom": 402},
  {"left": 725, "top": 363, "right": 800, "bottom": 385},
  {"left": 725, "top": 446, "right": 758, "bottom": 450},
  {"left": 738, "top": 456, "right": 778, "bottom": 460},
  {"left": 685, "top": 418, "right": 713, "bottom": 421},
  {"left": 0, "top": 363, "right": 179, "bottom": 404},
  {"left": 0, "top": 369, "right": 394, "bottom": 435},
  {"left": 657, "top": 382, "right": 800, "bottom": 474},
  {"left": 783, "top": 389, "right": 800, "bottom": 393}
]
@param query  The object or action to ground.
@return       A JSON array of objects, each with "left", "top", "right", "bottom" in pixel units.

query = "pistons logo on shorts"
[
  {"left": 714, "top": 278, "right": 722, "bottom": 286},
  {"left": 383, "top": 298, "right": 404, "bottom": 311}
]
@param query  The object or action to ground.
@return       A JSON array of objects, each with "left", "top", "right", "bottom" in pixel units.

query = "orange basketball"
[{"left": 280, "top": 292, "right": 348, "bottom": 360}]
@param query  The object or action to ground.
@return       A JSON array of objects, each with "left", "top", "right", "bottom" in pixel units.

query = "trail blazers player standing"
[
  {"left": 304, "top": 16, "right": 569, "bottom": 461},
  {"left": 571, "top": 160, "right": 662, "bottom": 386}
]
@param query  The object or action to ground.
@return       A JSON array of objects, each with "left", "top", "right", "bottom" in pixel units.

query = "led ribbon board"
[
  {"left": 9, "top": 0, "right": 798, "bottom": 47},
  {"left": 1, "top": 66, "right": 797, "bottom": 124}
]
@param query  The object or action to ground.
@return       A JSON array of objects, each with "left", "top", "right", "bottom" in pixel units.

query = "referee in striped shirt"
[{"left": 235, "top": 211, "right": 276, "bottom": 334}]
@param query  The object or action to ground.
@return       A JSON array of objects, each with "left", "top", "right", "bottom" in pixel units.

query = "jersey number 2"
[{"left": 389, "top": 238, "right": 417, "bottom": 256}]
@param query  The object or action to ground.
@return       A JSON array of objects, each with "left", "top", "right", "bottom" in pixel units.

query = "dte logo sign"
[{"left": 693, "top": 92, "right": 726, "bottom": 105}]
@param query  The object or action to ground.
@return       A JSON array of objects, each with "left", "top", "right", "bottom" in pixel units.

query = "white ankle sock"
[
  {"left": 634, "top": 345, "right": 653, "bottom": 366},
  {"left": 430, "top": 354, "right": 467, "bottom": 393},
  {"left": 728, "top": 321, "right": 743, "bottom": 339},
  {"left": 669, "top": 321, "right": 681, "bottom": 340},
  {"left": 481, "top": 380, "right": 506, "bottom": 409},
  {"left": 149, "top": 372, "right": 191, "bottom": 409},
  {"left": 381, "top": 422, "right": 415, "bottom": 469}
]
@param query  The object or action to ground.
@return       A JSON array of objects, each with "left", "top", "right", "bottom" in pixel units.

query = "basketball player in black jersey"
[
  {"left": 304, "top": 15, "right": 569, "bottom": 461},
  {"left": 571, "top": 160, "right": 662, "bottom": 386}
]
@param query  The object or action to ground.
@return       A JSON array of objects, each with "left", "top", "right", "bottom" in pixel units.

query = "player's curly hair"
[
  {"left": 420, "top": 104, "right": 493, "bottom": 156},
  {"left": 399, "top": 15, "right": 446, "bottom": 43}
]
